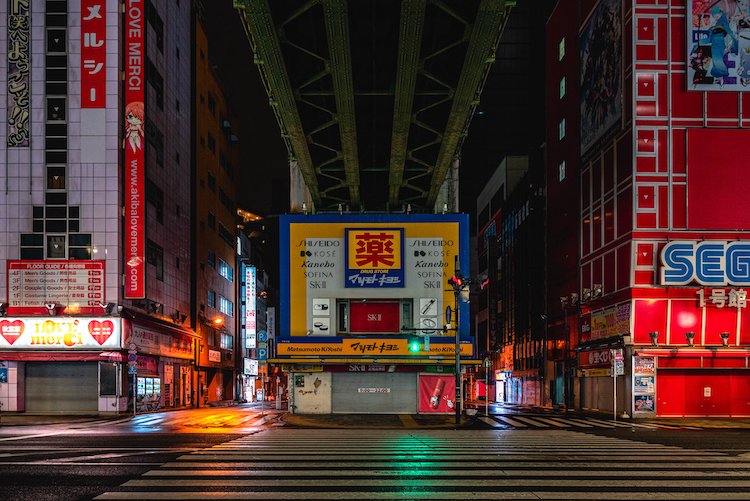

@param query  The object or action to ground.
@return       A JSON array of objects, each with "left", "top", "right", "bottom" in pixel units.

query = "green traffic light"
[{"left": 408, "top": 337, "right": 421, "bottom": 352}]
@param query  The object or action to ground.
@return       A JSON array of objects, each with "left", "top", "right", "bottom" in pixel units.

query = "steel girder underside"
[{"left": 235, "top": 0, "right": 514, "bottom": 212}]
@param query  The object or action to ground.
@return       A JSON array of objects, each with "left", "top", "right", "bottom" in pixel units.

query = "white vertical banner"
[{"left": 245, "top": 266, "right": 257, "bottom": 349}]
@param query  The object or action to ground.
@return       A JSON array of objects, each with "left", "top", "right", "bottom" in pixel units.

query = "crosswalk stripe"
[
  {"left": 492, "top": 415, "right": 529, "bottom": 427},
  {"left": 546, "top": 417, "right": 595, "bottom": 427},
  {"left": 94, "top": 429, "right": 748, "bottom": 500},
  {"left": 530, "top": 416, "right": 571, "bottom": 427},
  {"left": 511, "top": 416, "right": 550, "bottom": 427},
  {"left": 479, "top": 416, "right": 502, "bottom": 427}
]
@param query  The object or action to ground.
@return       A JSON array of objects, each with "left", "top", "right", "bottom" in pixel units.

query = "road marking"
[
  {"left": 511, "top": 416, "right": 550, "bottom": 427},
  {"left": 546, "top": 417, "right": 594, "bottom": 427},
  {"left": 493, "top": 416, "right": 529, "bottom": 427},
  {"left": 530, "top": 417, "right": 570, "bottom": 427},
  {"left": 479, "top": 416, "right": 503, "bottom": 427},
  {"left": 0, "top": 432, "right": 72, "bottom": 442}
]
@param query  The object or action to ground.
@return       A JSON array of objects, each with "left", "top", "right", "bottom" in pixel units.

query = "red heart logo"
[
  {"left": 89, "top": 320, "right": 114, "bottom": 345},
  {"left": 0, "top": 320, "right": 24, "bottom": 345}
]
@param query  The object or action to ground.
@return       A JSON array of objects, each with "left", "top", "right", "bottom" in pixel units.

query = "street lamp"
[{"left": 448, "top": 256, "right": 470, "bottom": 426}]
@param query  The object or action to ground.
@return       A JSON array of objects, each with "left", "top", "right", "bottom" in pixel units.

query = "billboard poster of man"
[
  {"left": 688, "top": 0, "right": 750, "bottom": 90},
  {"left": 579, "top": 0, "right": 623, "bottom": 154}
]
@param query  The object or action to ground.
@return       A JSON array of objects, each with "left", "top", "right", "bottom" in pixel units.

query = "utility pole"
[{"left": 448, "top": 255, "right": 470, "bottom": 426}]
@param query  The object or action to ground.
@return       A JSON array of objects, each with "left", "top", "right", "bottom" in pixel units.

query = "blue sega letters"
[{"left": 660, "top": 241, "right": 750, "bottom": 286}]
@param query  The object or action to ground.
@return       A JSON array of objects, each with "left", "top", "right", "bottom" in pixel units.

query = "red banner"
[
  {"left": 349, "top": 302, "right": 401, "bottom": 333},
  {"left": 418, "top": 374, "right": 456, "bottom": 413},
  {"left": 124, "top": 0, "right": 145, "bottom": 298},
  {"left": 81, "top": 0, "right": 106, "bottom": 108}
]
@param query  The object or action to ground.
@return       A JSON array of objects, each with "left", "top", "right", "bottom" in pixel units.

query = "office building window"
[
  {"left": 558, "top": 37, "right": 565, "bottom": 61},
  {"left": 559, "top": 118, "right": 566, "bottom": 140},
  {"left": 218, "top": 258, "right": 233, "bottom": 282},
  {"left": 559, "top": 77, "right": 566, "bottom": 99},
  {"left": 559, "top": 160, "right": 566, "bottom": 182},
  {"left": 208, "top": 289, "right": 216, "bottom": 308}
]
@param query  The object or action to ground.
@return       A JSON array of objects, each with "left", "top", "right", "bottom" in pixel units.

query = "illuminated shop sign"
[
  {"left": 0, "top": 317, "right": 121, "bottom": 349},
  {"left": 124, "top": 0, "right": 146, "bottom": 298},
  {"left": 660, "top": 241, "right": 750, "bottom": 286},
  {"left": 7, "top": 0, "right": 30, "bottom": 146},
  {"left": 345, "top": 228, "right": 404, "bottom": 288},
  {"left": 81, "top": 0, "right": 106, "bottom": 107},
  {"left": 244, "top": 266, "right": 257, "bottom": 349}
]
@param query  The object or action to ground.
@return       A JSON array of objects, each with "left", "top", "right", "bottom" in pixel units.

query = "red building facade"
[{"left": 549, "top": 0, "right": 750, "bottom": 417}]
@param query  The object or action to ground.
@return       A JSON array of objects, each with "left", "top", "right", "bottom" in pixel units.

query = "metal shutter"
[
  {"left": 331, "top": 372, "right": 416, "bottom": 413},
  {"left": 25, "top": 362, "right": 98, "bottom": 413}
]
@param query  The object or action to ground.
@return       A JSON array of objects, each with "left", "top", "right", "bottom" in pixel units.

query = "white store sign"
[{"left": 0, "top": 317, "right": 121, "bottom": 349}]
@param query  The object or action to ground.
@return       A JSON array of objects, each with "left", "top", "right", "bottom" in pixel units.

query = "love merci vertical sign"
[{"left": 0, "top": 318, "right": 121, "bottom": 349}]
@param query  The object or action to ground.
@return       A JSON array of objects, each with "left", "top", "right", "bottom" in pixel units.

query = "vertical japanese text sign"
[
  {"left": 81, "top": 0, "right": 106, "bottom": 107},
  {"left": 124, "top": 0, "right": 146, "bottom": 298},
  {"left": 7, "top": 0, "right": 31, "bottom": 146}
]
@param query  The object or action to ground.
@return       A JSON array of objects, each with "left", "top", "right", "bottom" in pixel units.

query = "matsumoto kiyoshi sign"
[
  {"left": 660, "top": 240, "right": 750, "bottom": 286},
  {"left": 0, "top": 317, "right": 121, "bottom": 349},
  {"left": 345, "top": 228, "right": 404, "bottom": 288}
]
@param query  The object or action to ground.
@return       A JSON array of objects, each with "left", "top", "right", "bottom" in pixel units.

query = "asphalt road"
[
  {"left": 1, "top": 409, "right": 749, "bottom": 500},
  {"left": 0, "top": 432, "right": 247, "bottom": 501}
]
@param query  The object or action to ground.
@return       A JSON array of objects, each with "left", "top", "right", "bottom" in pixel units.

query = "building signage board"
[
  {"left": 633, "top": 356, "right": 657, "bottom": 415},
  {"left": 687, "top": 0, "right": 750, "bottom": 91},
  {"left": 590, "top": 303, "right": 630, "bottom": 340},
  {"left": 244, "top": 358, "right": 258, "bottom": 376},
  {"left": 244, "top": 265, "right": 257, "bottom": 348},
  {"left": 266, "top": 307, "right": 275, "bottom": 339},
  {"left": 7, "top": 0, "right": 30, "bottom": 147},
  {"left": 7, "top": 260, "right": 105, "bottom": 312},
  {"left": 349, "top": 302, "right": 401, "bottom": 333},
  {"left": 660, "top": 241, "right": 750, "bottom": 286},
  {"left": 282, "top": 215, "right": 469, "bottom": 340},
  {"left": 276, "top": 338, "right": 473, "bottom": 357},
  {"left": 124, "top": 0, "right": 146, "bottom": 299},
  {"left": 345, "top": 228, "right": 404, "bottom": 288},
  {"left": 208, "top": 350, "right": 221, "bottom": 363},
  {"left": 127, "top": 325, "right": 193, "bottom": 360},
  {"left": 81, "top": 0, "right": 106, "bottom": 107},
  {"left": 0, "top": 317, "right": 121, "bottom": 349}
]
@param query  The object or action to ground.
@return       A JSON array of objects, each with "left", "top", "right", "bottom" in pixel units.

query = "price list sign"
[{"left": 7, "top": 260, "right": 105, "bottom": 312}]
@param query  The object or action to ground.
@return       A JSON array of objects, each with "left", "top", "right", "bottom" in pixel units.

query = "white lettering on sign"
[
  {"left": 697, "top": 288, "right": 747, "bottom": 308},
  {"left": 661, "top": 240, "right": 750, "bottom": 286},
  {"left": 357, "top": 388, "right": 391, "bottom": 393},
  {"left": 367, "top": 314, "right": 382, "bottom": 321}
]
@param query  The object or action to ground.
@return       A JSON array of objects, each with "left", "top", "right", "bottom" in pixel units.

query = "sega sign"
[{"left": 660, "top": 241, "right": 750, "bottom": 286}]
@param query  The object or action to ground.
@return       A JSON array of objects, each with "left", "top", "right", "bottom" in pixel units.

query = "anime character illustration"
[
  {"left": 736, "top": 0, "right": 750, "bottom": 84},
  {"left": 125, "top": 101, "right": 145, "bottom": 153},
  {"left": 709, "top": 6, "right": 738, "bottom": 84},
  {"left": 688, "top": 0, "right": 750, "bottom": 90}
]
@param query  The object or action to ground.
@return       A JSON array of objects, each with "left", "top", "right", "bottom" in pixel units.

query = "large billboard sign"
[
  {"left": 418, "top": 374, "right": 457, "bottom": 413},
  {"left": 281, "top": 214, "right": 469, "bottom": 339},
  {"left": 660, "top": 240, "right": 750, "bottom": 286},
  {"left": 124, "top": 0, "right": 146, "bottom": 298},
  {"left": 579, "top": 0, "right": 622, "bottom": 154},
  {"left": 7, "top": 260, "right": 105, "bottom": 313},
  {"left": 0, "top": 317, "right": 121, "bottom": 349},
  {"left": 687, "top": 0, "right": 750, "bottom": 91}
]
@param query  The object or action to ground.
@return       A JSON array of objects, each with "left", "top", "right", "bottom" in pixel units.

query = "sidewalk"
[
  {"left": 465, "top": 400, "right": 750, "bottom": 429},
  {"left": 283, "top": 412, "right": 473, "bottom": 429}
]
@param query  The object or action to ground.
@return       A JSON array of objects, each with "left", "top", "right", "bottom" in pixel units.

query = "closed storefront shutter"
[
  {"left": 25, "top": 362, "right": 98, "bottom": 413},
  {"left": 332, "top": 372, "right": 416, "bottom": 414}
]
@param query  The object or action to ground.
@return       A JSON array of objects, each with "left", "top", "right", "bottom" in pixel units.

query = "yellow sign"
[{"left": 277, "top": 339, "right": 473, "bottom": 357}]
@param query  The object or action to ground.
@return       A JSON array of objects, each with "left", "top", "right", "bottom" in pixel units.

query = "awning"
[
  {"left": 123, "top": 308, "right": 199, "bottom": 339},
  {"left": 0, "top": 351, "right": 124, "bottom": 362}
]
